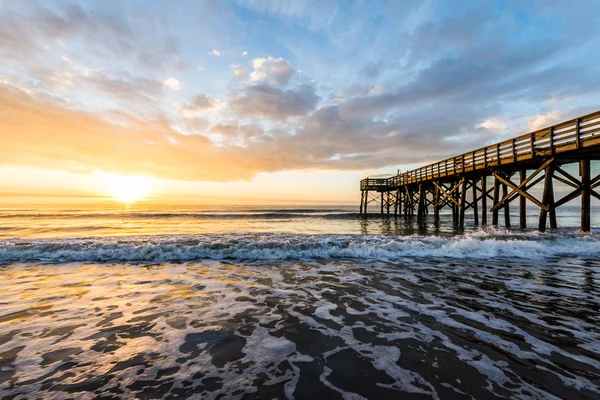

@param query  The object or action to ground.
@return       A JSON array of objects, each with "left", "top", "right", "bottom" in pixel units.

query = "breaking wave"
[{"left": 1, "top": 231, "right": 599, "bottom": 263}]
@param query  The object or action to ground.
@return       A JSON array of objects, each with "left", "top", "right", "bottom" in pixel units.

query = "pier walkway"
[{"left": 359, "top": 110, "right": 600, "bottom": 231}]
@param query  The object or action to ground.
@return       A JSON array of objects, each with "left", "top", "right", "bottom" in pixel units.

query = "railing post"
[
  {"left": 550, "top": 127, "right": 555, "bottom": 155},
  {"left": 530, "top": 132, "right": 535, "bottom": 157},
  {"left": 496, "top": 143, "right": 501, "bottom": 166},
  {"left": 484, "top": 147, "right": 488, "bottom": 168},
  {"left": 512, "top": 139, "right": 516, "bottom": 161},
  {"left": 575, "top": 118, "right": 581, "bottom": 149}
]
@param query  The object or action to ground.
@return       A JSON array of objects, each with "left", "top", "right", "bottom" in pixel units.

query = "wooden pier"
[{"left": 359, "top": 110, "right": 600, "bottom": 231}]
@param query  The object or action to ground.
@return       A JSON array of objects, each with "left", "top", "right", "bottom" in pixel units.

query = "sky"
[{"left": 1, "top": 0, "right": 599, "bottom": 204}]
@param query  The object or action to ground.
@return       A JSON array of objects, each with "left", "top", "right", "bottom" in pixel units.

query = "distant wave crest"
[{"left": 1, "top": 231, "right": 599, "bottom": 263}]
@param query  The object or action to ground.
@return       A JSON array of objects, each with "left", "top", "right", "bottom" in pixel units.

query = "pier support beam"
[
  {"left": 503, "top": 183, "right": 510, "bottom": 228},
  {"left": 359, "top": 191, "right": 364, "bottom": 214},
  {"left": 433, "top": 181, "right": 440, "bottom": 224},
  {"left": 362, "top": 191, "right": 369, "bottom": 214},
  {"left": 581, "top": 160, "right": 591, "bottom": 232},
  {"left": 459, "top": 179, "right": 467, "bottom": 228},
  {"left": 519, "top": 170, "right": 527, "bottom": 229},
  {"left": 481, "top": 176, "right": 487, "bottom": 225},
  {"left": 539, "top": 164, "right": 557, "bottom": 232},
  {"left": 472, "top": 179, "right": 479, "bottom": 226},
  {"left": 417, "top": 184, "right": 426, "bottom": 220},
  {"left": 492, "top": 177, "right": 500, "bottom": 226}
]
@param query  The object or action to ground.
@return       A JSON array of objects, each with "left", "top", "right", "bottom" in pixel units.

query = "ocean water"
[{"left": 0, "top": 205, "right": 599, "bottom": 399}]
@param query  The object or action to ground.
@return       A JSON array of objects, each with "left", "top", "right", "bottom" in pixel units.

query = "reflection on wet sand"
[{"left": 0, "top": 259, "right": 599, "bottom": 399}]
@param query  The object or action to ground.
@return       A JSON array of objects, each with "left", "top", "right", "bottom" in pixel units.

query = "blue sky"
[{"left": 0, "top": 0, "right": 599, "bottom": 203}]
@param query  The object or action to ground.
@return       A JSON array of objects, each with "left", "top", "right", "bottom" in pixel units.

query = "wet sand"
[{"left": 0, "top": 259, "right": 599, "bottom": 399}]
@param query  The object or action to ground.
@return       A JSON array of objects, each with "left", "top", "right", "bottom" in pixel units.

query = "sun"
[{"left": 95, "top": 172, "right": 151, "bottom": 203}]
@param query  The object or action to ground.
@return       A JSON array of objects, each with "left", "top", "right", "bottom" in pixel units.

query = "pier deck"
[{"left": 359, "top": 110, "right": 600, "bottom": 231}]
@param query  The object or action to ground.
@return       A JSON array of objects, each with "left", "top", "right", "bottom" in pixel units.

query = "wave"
[{"left": 1, "top": 231, "right": 599, "bottom": 263}]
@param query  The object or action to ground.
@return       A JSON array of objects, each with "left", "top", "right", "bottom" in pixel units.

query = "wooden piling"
[
  {"left": 417, "top": 184, "right": 425, "bottom": 220},
  {"left": 433, "top": 181, "right": 440, "bottom": 223},
  {"left": 539, "top": 164, "right": 555, "bottom": 232},
  {"left": 581, "top": 159, "right": 591, "bottom": 232},
  {"left": 519, "top": 170, "right": 527, "bottom": 229},
  {"left": 503, "top": 183, "right": 510, "bottom": 228},
  {"left": 472, "top": 179, "right": 479, "bottom": 226},
  {"left": 459, "top": 179, "right": 467, "bottom": 228},
  {"left": 481, "top": 176, "right": 487, "bottom": 225},
  {"left": 492, "top": 177, "right": 500, "bottom": 226},
  {"left": 360, "top": 191, "right": 364, "bottom": 214}
]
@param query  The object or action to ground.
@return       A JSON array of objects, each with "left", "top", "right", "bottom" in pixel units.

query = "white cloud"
[
  {"left": 230, "top": 83, "right": 319, "bottom": 120},
  {"left": 231, "top": 64, "right": 249, "bottom": 79},
  {"left": 174, "top": 94, "right": 220, "bottom": 117},
  {"left": 163, "top": 78, "right": 181, "bottom": 91},
  {"left": 527, "top": 111, "right": 560, "bottom": 131},
  {"left": 210, "top": 49, "right": 223, "bottom": 56},
  {"left": 249, "top": 56, "right": 294, "bottom": 86},
  {"left": 242, "top": 51, "right": 248, "bottom": 56},
  {"left": 480, "top": 118, "right": 506, "bottom": 130}
]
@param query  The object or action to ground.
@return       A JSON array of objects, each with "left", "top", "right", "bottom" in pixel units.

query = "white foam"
[{"left": 1, "top": 231, "right": 599, "bottom": 263}]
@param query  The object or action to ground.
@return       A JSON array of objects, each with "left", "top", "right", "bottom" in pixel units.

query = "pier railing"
[{"left": 361, "top": 110, "right": 600, "bottom": 189}]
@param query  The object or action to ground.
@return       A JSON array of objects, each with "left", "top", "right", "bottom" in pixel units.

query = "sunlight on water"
[
  {"left": 0, "top": 205, "right": 599, "bottom": 399},
  {"left": 0, "top": 204, "right": 599, "bottom": 239},
  {"left": 0, "top": 260, "right": 598, "bottom": 398}
]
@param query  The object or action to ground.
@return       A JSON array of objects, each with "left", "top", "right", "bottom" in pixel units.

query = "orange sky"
[{"left": 2, "top": 1, "right": 599, "bottom": 205}]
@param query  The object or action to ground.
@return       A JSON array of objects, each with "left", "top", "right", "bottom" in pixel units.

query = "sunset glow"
[
  {"left": 104, "top": 174, "right": 151, "bottom": 203},
  {"left": 0, "top": 0, "right": 598, "bottom": 204}
]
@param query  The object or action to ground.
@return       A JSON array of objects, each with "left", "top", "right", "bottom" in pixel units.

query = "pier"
[{"left": 359, "top": 110, "right": 600, "bottom": 231}]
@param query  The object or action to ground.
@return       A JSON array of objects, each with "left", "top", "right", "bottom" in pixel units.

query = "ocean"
[{"left": 0, "top": 205, "right": 599, "bottom": 399}]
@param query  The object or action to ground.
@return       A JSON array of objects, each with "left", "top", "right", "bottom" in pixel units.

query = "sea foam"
[{"left": 0, "top": 231, "right": 598, "bottom": 263}]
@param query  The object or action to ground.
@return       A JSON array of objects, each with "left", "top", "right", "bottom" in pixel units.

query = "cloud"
[
  {"left": 163, "top": 78, "right": 181, "bottom": 90},
  {"left": 174, "top": 95, "right": 219, "bottom": 116},
  {"left": 231, "top": 64, "right": 249, "bottom": 79},
  {"left": 0, "top": 1, "right": 186, "bottom": 72},
  {"left": 230, "top": 83, "right": 319, "bottom": 120},
  {"left": 2, "top": 0, "right": 600, "bottom": 184},
  {"left": 249, "top": 57, "right": 294, "bottom": 85},
  {"left": 0, "top": 85, "right": 255, "bottom": 181}
]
